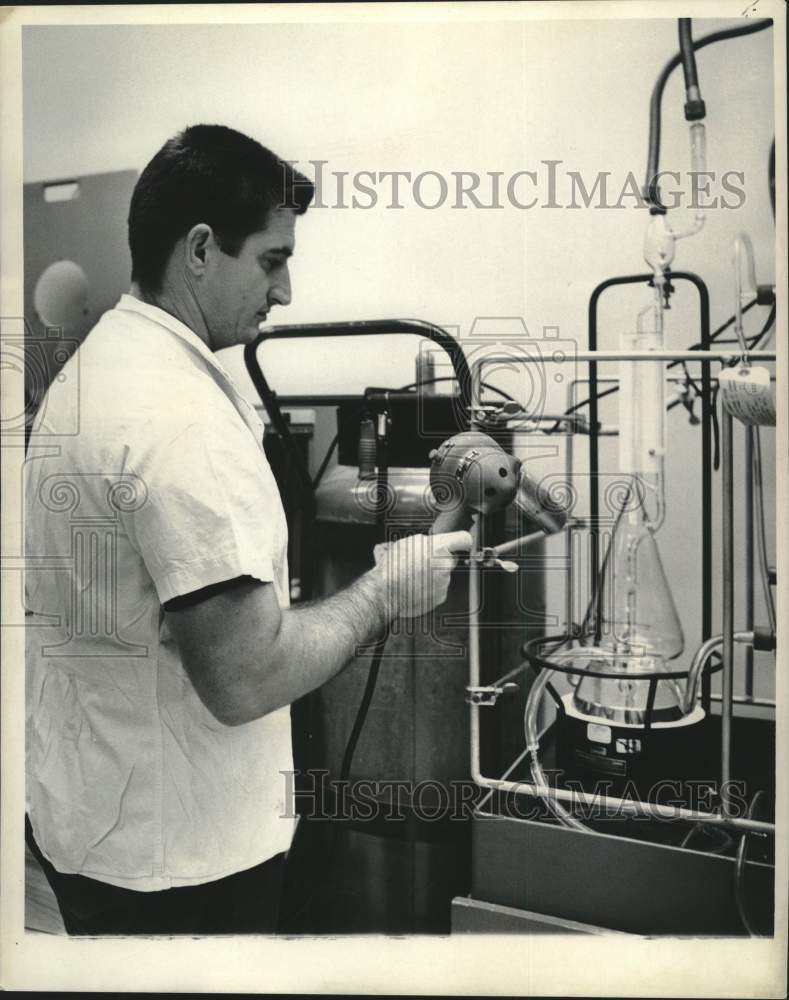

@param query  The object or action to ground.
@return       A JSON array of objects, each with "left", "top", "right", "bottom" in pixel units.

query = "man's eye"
[{"left": 261, "top": 257, "right": 283, "bottom": 274}]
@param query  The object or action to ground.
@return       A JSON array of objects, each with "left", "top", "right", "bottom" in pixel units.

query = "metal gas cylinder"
[{"left": 282, "top": 458, "right": 542, "bottom": 934}]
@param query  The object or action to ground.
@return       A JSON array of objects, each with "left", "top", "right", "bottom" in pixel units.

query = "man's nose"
[{"left": 269, "top": 267, "right": 292, "bottom": 307}]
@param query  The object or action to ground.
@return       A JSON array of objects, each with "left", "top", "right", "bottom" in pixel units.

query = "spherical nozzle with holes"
[{"left": 428, "top": 431, "right": 521, "bottom": 534}]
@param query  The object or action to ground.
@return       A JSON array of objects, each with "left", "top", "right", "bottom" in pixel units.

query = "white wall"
[{"left": 23, "top": 16, "right": 778, "bottom": 689}]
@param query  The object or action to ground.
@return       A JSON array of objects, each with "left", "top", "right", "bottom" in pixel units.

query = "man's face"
[{"left": 200, "top": 208, "right": 297, "bottom": 350}]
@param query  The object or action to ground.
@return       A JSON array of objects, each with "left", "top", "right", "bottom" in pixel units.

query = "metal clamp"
[{"left": 465, "top": 682, "right": 519, "bottom": 706}]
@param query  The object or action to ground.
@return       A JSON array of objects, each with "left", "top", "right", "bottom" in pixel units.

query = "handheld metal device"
[{"left": 428, "top": 430, "right": 567, "bottom": 535}]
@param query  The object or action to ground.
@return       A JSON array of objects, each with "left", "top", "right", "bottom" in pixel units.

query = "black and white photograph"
[{"left": 1, "top": 1, "right": 786, "bottom": 994}]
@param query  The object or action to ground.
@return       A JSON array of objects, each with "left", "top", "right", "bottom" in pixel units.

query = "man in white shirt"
[{"left": 25, "top": 124, "right": 470, "bottom": 935}]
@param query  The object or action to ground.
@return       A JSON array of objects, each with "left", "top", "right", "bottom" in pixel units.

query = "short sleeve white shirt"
[{"left": 25, "top": 294, "right": 296, "bottom": 891}]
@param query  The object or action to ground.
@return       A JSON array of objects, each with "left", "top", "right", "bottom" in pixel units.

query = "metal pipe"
[
  {"left": 588, "top": 287, "right": 604, "bottom": 643},
  {"left": 474, "top": 350, "right": 775, "bottom": 365},
  {"left": 468, "top": 516, "right": 482, "bottom": 777},
  {"left": 691, "top": 274, "right": 714, "bottom": 710},
  {"left": 721, "top": 408, "right": 735, "bottom": 816},
  {"left": 751, "top": 427, "right": 777, "bottom": 633},
  {"left": 251, "top": 317, "right": 473, "bottom": 415},
  {"left": 487, "top": 410, "right": 592, "bottom": 424},
  {"left": 683, "top": 631, "right": 754, "bottom": 714},
  {"left": 711, "top": 694, "right": 775, "bottom": 709},
  {"left": 683, "top": 635, "right": 723, "bottom": 714},
  {"left": 472, "top": 773, "right": 775, "bottom": 836},
  {"left": 468, "top": 353, "right": 484, "bottom": 786},
  {"left": 733, "top": 233, "right": 758, "bottom": 356},
  {"left": 490, "top": 531, "right": 544, "bottom": 557},
  {"left": 745, "top": 428, "right": 755, "bottom": 698},
  {"left": 565, "top": 380, "right": 575, "bottom": 636}
]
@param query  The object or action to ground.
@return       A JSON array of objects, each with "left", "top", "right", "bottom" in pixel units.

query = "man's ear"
[{"left": 185, "top": 224, "right": 214, "bottom": 276}]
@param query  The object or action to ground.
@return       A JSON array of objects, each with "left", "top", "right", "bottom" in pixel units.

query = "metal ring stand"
[{"left": 521, "top": 633, "right": 724, "bottom": 767}]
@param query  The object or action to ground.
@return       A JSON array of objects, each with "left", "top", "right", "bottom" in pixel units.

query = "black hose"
[
  {"left": 339, "top": 639, "right": 386, "bottom": 784},
  {"left": 290, "top": 635, "right": 386, "bottom": 930},
  {"left": 562, "top": 384, "right": 618, "bottom": 419},
  {"left": 678, "top": 19, "right": 701, "bottom": 98},
  {"left": 308, "top": 410, "right": 401, "bottom": 930},
  {"left": 711, "top": 384, "right": 721, "bottom": 471},
  {"left": 311, "top": 434, "right": 391, "bottom": 926},
  {"left": 645, "top": 18, "right": 773, "bottom": 211},
  {"left": 398, "top": 375, "right": 517, "bottom": 403},
  {"left": 311, "top": 433, "right": 338, "bottom": 490},
  {"left": 338, "top": 413, "right": 391, "bottom": 787}
]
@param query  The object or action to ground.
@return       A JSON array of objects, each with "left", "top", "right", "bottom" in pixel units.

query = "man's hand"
[{"left": 372, "top": 530, "right": 472, "bottom": 619}]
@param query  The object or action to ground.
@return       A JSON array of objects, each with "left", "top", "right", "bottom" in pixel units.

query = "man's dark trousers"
[{"left": 25, "top": 815, "right": 285, "bottom": 935}]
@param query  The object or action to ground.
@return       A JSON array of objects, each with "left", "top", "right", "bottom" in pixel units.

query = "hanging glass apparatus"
[{"left": 556, "top": 292, "right": 687, "bottom": 724}]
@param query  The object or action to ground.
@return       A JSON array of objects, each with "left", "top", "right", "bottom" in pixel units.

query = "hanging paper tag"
[{"left": 718, "top": 366, "right": 775, "bottom": 426}]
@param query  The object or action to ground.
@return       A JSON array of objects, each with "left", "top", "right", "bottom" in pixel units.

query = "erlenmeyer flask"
[
  {"left": 569, "top": 500, "right": 686, "bottom": 723},
  {"left": 600, "top": 503, "right": 684, "bottom": 661}
]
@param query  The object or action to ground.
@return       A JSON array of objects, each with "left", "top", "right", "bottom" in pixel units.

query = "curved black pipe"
[
  {"left": 678, "top": 19, "right": 706, "bottom": 121},
  {"left": 243, "top": 338, "right": 315, "bottom": 503},
  {"left": 247, "top": 318, "right": 472, "bottom": 417},
  {"left": 769, "top": 138, "right": 775, "bottom": 218},
  {"left": 243, "top": 317, "right": 472, "bottom": 511},
  {"left": 587, "top": 273, "right": 653, "bottom": 640},
  {"left": 587, "top": 272, "right": 712, "bottom": 704},
  {"left": 678, "top": 19, "right": 700, "bottom": 94},
  {"left": 644, "top": 18, "right": 773, "bottom": 211}
]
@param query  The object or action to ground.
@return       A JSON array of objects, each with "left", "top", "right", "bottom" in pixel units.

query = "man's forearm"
[
  {"left": 243, "top": 567, "right": 391, "bottom": 720},
  {"left": 169, "top": 531, "right": 468, "bottom": 726}
]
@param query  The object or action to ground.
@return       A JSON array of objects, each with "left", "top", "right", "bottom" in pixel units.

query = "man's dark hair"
[{"left": 128, "top": 124, "right": 314, "bottom": 293}]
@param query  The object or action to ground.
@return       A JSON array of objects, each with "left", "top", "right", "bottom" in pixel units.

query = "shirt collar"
[
  {"left": 115, "top": 293, "right": 234, "bottom": 381},
  {"left": 114, "top": 294, "right": 264, "bottom": 437}
]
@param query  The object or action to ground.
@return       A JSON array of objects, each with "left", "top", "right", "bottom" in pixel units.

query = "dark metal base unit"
[
  {"left": 554, "top": 706, "right": 718, "bottom": 802},
  {"left": 469, "top": 810, "right": 774, "bottom": 936}
]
